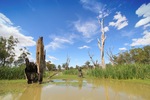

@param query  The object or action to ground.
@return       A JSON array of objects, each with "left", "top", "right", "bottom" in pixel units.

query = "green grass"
[
  {"left": 87, "top": 64, "right": 150, "bottom": 79},
  {"left": 0, "top": 79, "right": 27, "bottom": 95},
  {"left": 0, "top": 65, "right": 26, "bottom": 79}
]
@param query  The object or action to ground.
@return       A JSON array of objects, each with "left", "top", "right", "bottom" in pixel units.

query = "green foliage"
[
  {"left": 113, "top": 46, "right": 150, "bottom": 64},
  {"left": 0, "top": 36, "right": 30, "bottom": 67},
  {"left": 0, "top": 36, "right": 18, "bottom": 66},
  {"left": 87, "top": 64, "right": 150, "bottom": 79},
  {"left": 0, "top": 65, "right": 25, "bottom": 79},
  {"left": 14, "top": 47, "right": 30, "bottom": 66},
  {"left": 63, "top": 69, "right": 78, "bottom": 75},
  {"left": 58, "top": 65, "right": 61, "bottom": 71},
  {"left": 46, "top": 61, "right": 56, "bottom": 71}
]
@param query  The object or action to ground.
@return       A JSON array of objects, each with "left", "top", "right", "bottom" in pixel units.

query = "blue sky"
[{"left": 0, "top": 0, "right": 150, "bottom": 67}]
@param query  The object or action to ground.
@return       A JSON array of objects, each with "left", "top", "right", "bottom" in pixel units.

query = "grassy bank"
[
  {"left": 0, "top": 64, "right": 149, "bottom": 81},
  {"left": 87, "top": 64, "right": 150, "bottom": 79},
  {"left": 0, "top": 80, "right": 27, "bottom": 95},
  {"left": 0, "top": 65, "right": 25, "bottom": 79}
]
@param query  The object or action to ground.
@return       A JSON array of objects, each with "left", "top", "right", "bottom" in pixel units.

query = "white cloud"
[
  {"left": 80, "top": 0, "right": 103, "bottom": 13},
  {"left": 0, "top": 13, "right": 36, "bottom": 60},
  {"left": 0, "top": 13, "right": 36, "bottom": 47},
  {"left": 130, "top": 30, "right": 150, "bottom": 46},
  {"left": 119, "top": 47, "right": 127, "bottom": 51},
  {"left": 48, "top": 55, "right": 58, "bottom": 61},
  {"left": 121, "top": 30, "right": 135, "bottom": 37},
  {"left": 80, "top": 0, "right": 109, "bottom": 18},
  {"left": 74, "top": 20, "right": 99, "bottom": 38},
  {"left": 86, "top": 38, "right": 94, "bottom": 43},
  {"left": 78, "top": 45, "right": 90, "bottom": 49},
  {"left": 45, "top": 34, "right": 75, "bottom": 50},
  {"left": 135, "top": 3, "right": 150, "bottom": 27},
  {"left": 104, "top": 26, "right": 109, "bottom": 32},
  {"left": 124, "top": 43, "right": 129, "bottom": 46},
  {"left": 0, "top": 13, "right": 13, "bottom": 25},
  {"left": 132, "top": 3, "right": 150, "bottom": 47},
  {"left": 144, "top": 23, "right": 150, "bottom": 29},
  {"left": 109, "top": 12, "right": 128, "bottom": 30}
]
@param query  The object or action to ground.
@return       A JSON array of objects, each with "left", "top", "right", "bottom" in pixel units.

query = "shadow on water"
[{"left": 0, "top": 79, "right": 150, "bottom": 100}]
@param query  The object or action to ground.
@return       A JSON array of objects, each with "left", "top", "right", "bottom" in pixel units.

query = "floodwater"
[{"left": 0, "top": 79, "right": 150, "bottom": 100}]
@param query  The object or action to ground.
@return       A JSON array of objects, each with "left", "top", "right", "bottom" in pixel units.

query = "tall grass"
[
  {"left": 63, "top": 69, "right": 78, "bottom": 75},
  {"left": 0, "top": 65, "right": 25, "bottom": 79},
  {"left": 87, "top": 64, "right": 150, "bottom": 79}
]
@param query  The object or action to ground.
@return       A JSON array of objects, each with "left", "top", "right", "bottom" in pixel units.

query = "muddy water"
[{"left": 0, "top": 79, "right": 150, "bottom": 100}]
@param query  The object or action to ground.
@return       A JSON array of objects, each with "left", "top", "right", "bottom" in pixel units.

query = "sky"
[{"left": 0, "top": 0, "right": 150, "bottom": 67}]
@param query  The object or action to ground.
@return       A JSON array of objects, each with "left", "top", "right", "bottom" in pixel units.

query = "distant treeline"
[{"left": 111, "top": 45, "right": 150, "bottom": 65}]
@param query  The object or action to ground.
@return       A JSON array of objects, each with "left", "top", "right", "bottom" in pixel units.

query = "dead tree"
[
  {"left": 88, "top": 52, "right": 99, "bottom": 69},
  {"left": 106, "top": 48, "right": 115, "bottom": 66},
  {"left": 98, "top": 18, "right": 106, "bottom": 69},
  {"left": 65, "top": 55, "right": 70, "bottom": 70},
  {"left": 36, "top": 37, "right": 46, "bottom": 84}
]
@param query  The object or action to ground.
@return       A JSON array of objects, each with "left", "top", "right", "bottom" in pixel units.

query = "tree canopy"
[
  {"left": 112, "top": 46, "right": 150, "bottom": 65},
  {"left": 0, "top": 36, "right": 30, "bottom": 67}
]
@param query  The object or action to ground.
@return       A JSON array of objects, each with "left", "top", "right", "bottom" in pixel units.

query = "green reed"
[
  {"left": 62, "top": 69, "right": 78, "bottom": 75},
  {"left": 0, "top": 65, "right": 25, "bottom": 79},
  {"left": 87, "top": 64, "right": 150, "bottom": 79}
]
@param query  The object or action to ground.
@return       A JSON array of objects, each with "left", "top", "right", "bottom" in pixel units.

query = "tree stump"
[{"left": 36, "top": 37, "right": 46, "bottom": 84}]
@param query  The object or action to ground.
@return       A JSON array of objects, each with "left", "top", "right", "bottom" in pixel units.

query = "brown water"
[{"left": 0, "top": 79, "right": 150, "bottom": 100}]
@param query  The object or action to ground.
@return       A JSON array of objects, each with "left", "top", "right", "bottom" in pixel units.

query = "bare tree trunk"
[
  {"left": 36, "top": 37, "right": 46, "bottom": 84},
  {"left": 98, "top": 18, "right": 106, "bottom": 69},
  {"left": 65, "top": 55, "right": 70, "bottom": 70},
  {"left": 88, "top": 52, "right": 98, "bottom": 69}
]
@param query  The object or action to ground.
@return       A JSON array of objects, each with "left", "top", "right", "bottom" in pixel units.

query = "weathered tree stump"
[
  {"left": 25, "top": 58, "right": 38, "bottom": 84},
  {"left": 36, "top": 37, "right": 46, "bottom": 84}
]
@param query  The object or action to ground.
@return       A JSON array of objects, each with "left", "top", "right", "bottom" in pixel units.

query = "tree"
[
  {"left": 65, "top": 55, "right": 70, "bottom": 70},
  {"left": 76, "top": 65, "right": 79, "bottom": 69},
  {"left": 106, "top": 48, "right": 116, "bottom": 66},
  {"left": 46, "top": 61, "right": 56, "bottom": 71},
  {"left": 88, "top": 52, "right": 99, "bottom": 68},
  {"left": 62, "top": 63, "right": 66, "bottom": 69},
  {"left": 112, "top": 46, "right": 150, "bottom": 64},
  {"left": 58, "top": 65, "right": 61, "bottom": 71},
  {"left": 14, "top": 47, "right": 30, "bottom": 66},
  {"left": 97, "top": 18, "right": 106, "bottom": 68},
  {"left": 0, "top": 36, "right": 18, "bottom": 66},
  {"left": 85, "top": 61, "right": 90, "bottom": 68}
]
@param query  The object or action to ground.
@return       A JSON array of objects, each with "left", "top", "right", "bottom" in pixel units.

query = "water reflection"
[
  {"left": 78, "top": 79, "right": 83, "bottom": 89},
  {"left": 19, "top": 85, "right": 42, "bottom": 100},
  {"left": 87, "top": 79, "right": 150, "bottom": 100},
  {"left": 0, "top": 79, "right": 150, "bottom": 100}
]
